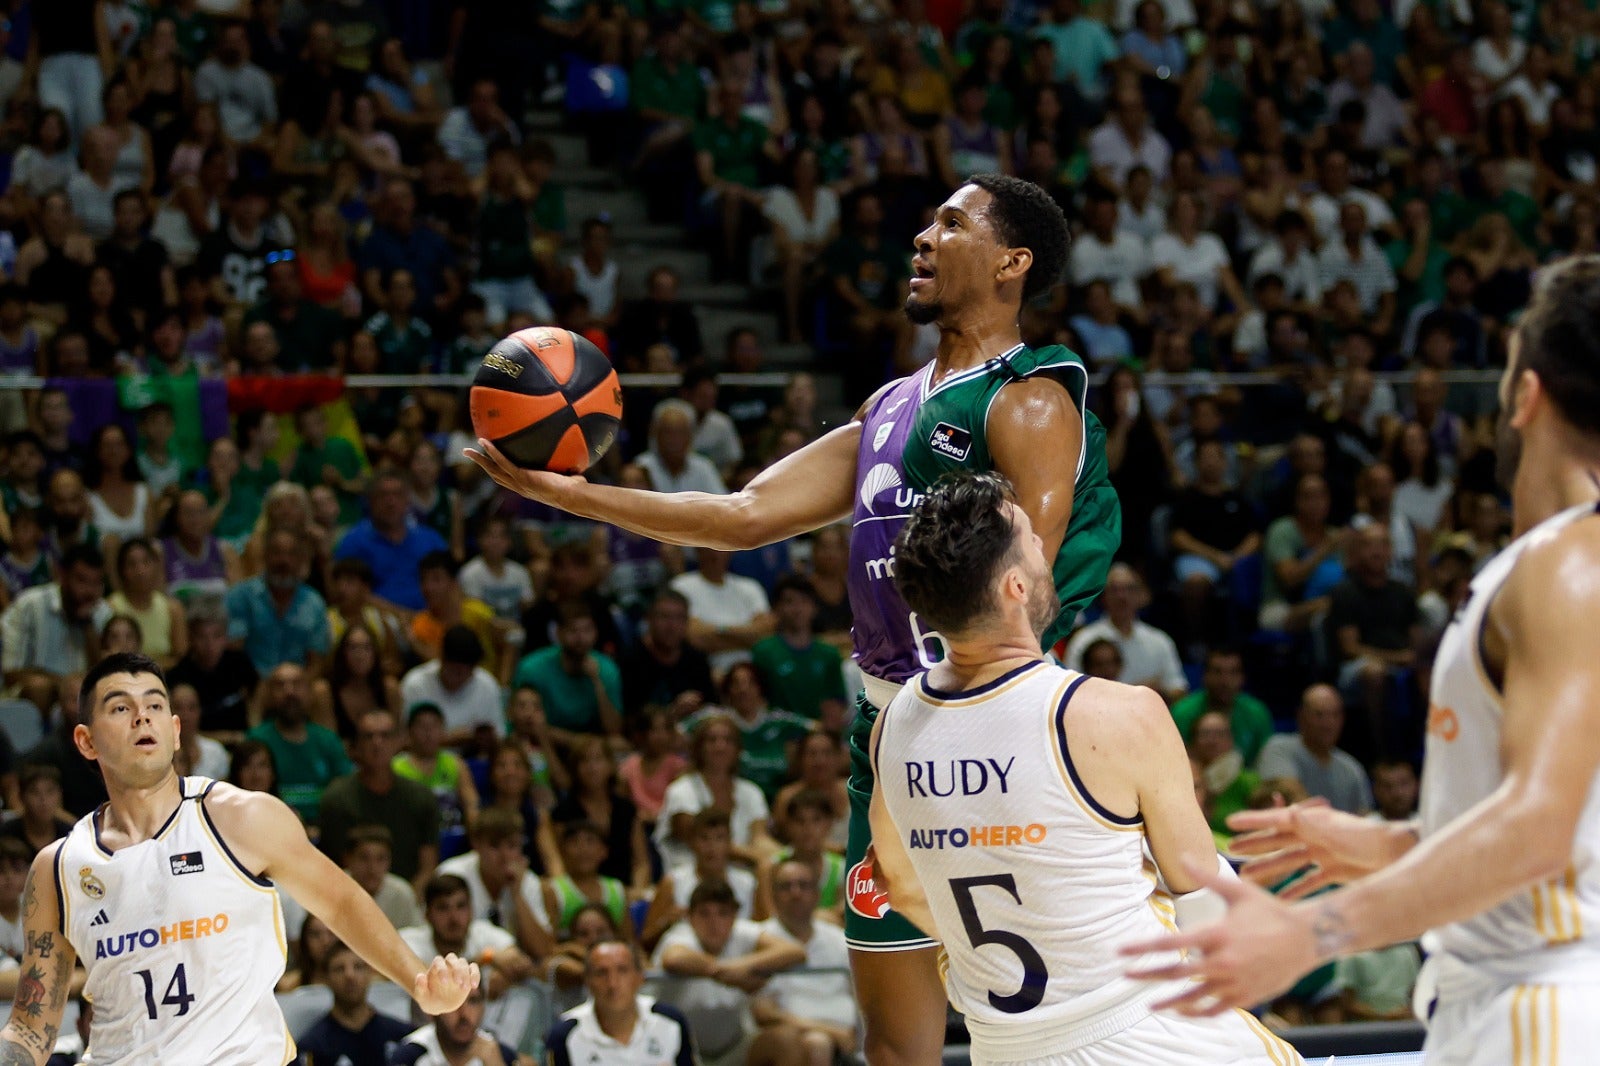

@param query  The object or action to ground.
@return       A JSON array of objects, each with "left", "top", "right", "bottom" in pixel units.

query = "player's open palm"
[
  {"left": 1226, "top": 796, "right": 1395, "bottom": 899},
  {"left": 464, "top": 439, "right": 585, "bottom": 503},
  {"left": 413, "top": 953, "right": 481, "bottom": 1015}
]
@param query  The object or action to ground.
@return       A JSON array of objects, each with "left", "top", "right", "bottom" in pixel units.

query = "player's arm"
[
  {"left": 464, "top": 381, "right": 902, "bottom": 550},
  {"left": 1122, "top": 687, "right": 1222, "bottom": 897},
  {"left": 988, "top": 376, "right": 1086, "bottom": 560},
  {"left": 865, "top": 709, "right": 939, "bottom": 936},
  {"left": 202, "top": 783, "right": 479, "bottom": 1015},
  {"left": 0, "top": 844, "right": 76, "bottom": 1066},
  {"left": 1125, "top": 531, "right": 1600, "bottom": 1012}
]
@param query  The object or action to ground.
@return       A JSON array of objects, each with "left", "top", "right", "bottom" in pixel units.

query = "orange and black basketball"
[{"left": 469, "top": 327, "right": 623, "bottom": 473}]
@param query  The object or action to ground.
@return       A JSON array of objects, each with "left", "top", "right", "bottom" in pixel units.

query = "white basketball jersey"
[
  {"left": 874, "top": 662, "right": 1181, "bottom": 1058},
  {"left": 56, "top": 777, "right": 292, "bottom": 1065},
  {"left": 1422, "top": 500, "right": 1600, "bottom": 983}
]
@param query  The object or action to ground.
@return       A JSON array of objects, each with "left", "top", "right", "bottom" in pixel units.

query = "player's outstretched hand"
[
  {"left": 1227, "top": 796, "right": 1397, "bottom": 899},
  {"left": 413, "top": 953, "right": 482, "bottom": 1015},
  {"left": 463, "top": 439, "right": 586, "bottom": 504},
  {"left": 1120, "top": 857, "right": 1317, "bottom": 1016}
]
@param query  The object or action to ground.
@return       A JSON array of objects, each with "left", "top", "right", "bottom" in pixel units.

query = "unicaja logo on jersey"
[
  {"left": 859, "top": 464, "right": 902, "bottom": 514},
  {"left": 845, "top": 858, "right": 892, "bottom": 920}
]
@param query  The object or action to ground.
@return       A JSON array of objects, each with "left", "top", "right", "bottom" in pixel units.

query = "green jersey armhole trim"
[{"left": 982, "top": 355, "right": 1089, "bottom": 485}]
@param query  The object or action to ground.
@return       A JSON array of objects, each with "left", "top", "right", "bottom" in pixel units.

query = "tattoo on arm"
[{"left": 1312, "top": 901, "right": 1355, "bottom": 961}]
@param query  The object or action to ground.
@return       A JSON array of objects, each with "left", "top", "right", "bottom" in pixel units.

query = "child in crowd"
[
  {"left": 504, "top": 685, "right": 566, "bottom": 805},
  {"left": 762, "top": 788, "right": 845, "bottom": 922},
  {"left": 0, "top": 430, "right": 44, "bottom": 512},
  {"left": 135, "top": 402, "right": 185, "bottom": 498},
  {"left": 541, "top": 821, "right": 629, "bottom": 939},
  {"left": 177, "top": 265, "right": 224, "bottom": 372},
  {"left": 342, "top": 824, "right": 423, "bottom": 931},
  {"left": 393, "top": 703, "right": 481, "bottom": 860},
  {"left": 641, "top": 810, "right": 760, "bottom": 950},
  {"left": 617, "top": 705, "right": 689, "bottom": 825},
  {"left": 0, "top": 507, "right": 50, "bottom": 609},
  {"left": 459, "top": 513, "right": 535, "bottom": 632}
]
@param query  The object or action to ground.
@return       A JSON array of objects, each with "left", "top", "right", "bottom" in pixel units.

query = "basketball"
[{"left": 469, "top": 326, "right": 623, "bottom": 473}]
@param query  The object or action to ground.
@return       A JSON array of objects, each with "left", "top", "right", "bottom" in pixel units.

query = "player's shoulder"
[
  {"left": 1058, "top": 674, "right": 1174, "bottom": 746},
  {"left": 852, "top": 376, "right": 912, "bottom": 422},
  {"left": 1501, "top": 505, "right": 1600, "bottom": 619}
]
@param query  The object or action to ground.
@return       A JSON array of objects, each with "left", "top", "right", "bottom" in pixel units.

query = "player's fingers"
[
  {"left": 1224, "top": 809, "right": 1296, "bottom": 834},
  {"left": 463, "top": 448, "right": 519, "bottom": 490},
  {"left": 1238, "top": 847, "right": 1313, "bottom": 885},
  {"left": 1278, "top": 869, "right": 1339, "bottom": 901},
  {"left": 469, "top": 962, "right": 482, "bottom": 989}
]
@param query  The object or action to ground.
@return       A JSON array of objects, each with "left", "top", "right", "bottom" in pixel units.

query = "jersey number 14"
[{"left": 136, "top": 964, "right": 196, "bottom": 1019}]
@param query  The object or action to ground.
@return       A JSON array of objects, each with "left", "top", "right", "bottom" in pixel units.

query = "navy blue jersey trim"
[
  {"left": 199, "top": 780, "right": 274, "bottom": 887},
  {"left": 1054, "top": 674, "right": 1141, "bottom": 826},
  {"left": 919, "top": 659, "right": 1046, "bottom": 701}
]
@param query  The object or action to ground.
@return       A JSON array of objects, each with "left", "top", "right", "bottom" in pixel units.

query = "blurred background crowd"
[{"left": 0, "top": 0, "right": 1580, "bottom": 1055}]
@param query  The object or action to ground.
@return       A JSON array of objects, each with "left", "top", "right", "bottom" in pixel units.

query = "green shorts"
[{"left": 843, "top": 691, "right": 937, "bottom": 952}]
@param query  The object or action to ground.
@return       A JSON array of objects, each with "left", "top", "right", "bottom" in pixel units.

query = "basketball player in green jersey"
[{"left": 466, "top": 174, "right": 1120, "bottom": 1065}]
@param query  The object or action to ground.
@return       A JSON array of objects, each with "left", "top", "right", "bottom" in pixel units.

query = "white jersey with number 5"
[
  {"left": 56, "top": 776, "right": 292, "bottom": 1066},
  {"left": 1422, "top": 500, "right": 1600, "bottom": 983},
  {"left": 874, "top": 662, "right": 1301, "bottom": 1064}
]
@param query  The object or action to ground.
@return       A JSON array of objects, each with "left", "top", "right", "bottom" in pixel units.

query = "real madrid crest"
[{"left": 79, "top": 867, "right": 106, "bottom": 900}]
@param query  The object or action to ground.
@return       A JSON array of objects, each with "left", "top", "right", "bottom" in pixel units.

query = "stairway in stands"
[{"left": 529, "top": 109, "right": 854, "bottom": 427}]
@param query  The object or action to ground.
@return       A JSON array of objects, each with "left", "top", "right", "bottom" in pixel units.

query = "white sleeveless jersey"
[
  {"left": 56, "top": 777, "right": 292, "bottom": 1065},
  {"left": 874, "top": 662, "right": 1180, "bottom": 1058},
  {"left": 1422, "top": 500, "right": 1600, "bottom": 984}
]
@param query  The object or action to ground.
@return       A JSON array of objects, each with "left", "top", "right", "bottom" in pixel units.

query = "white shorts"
[
  {"left": 973, "top": 1008, "right": 1304, "bottom": 1066},
  {"left": 1425, "top": 982, "right": 1600, "bottom": 1065}
]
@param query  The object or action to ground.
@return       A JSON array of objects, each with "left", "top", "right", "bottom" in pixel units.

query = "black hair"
[
  {"left": 115, "top": 536, "right": 158, "bottom": 579},
  {"left": 1513, "top": 255, "right": 1600, "bottom": 436},
  {"left": 227, "top": 739, "right": 278, "bottom": 793},
  {"left": 687, "top": 878, "right": 738, "bottom": 912},
  {"left": 60, "top": 543, "right": 106, "bottom": 575},
  {"left": 138, "top": 401, "right": 175, "bottom": 421},
  {"left": 0, "top": 282, "right": 24, "bottom": 307},
  {"left": 330, "top": 557, "right": 376, "bottom": 587},
  {"left": 416, "top": 550, "right": 460, "bottom": 580},
  {"left": 441, "top": 624, "right": 483, "bottom": 665},
  {"left": 771, "top": 572, "right": 818, "bottom": 604},
  {"left": 407, "top": 702, "right": 445, "bottom": 726},
  {"left": 83, "top": 423, "right": 142, "bottom": 487},
  {"left": 560, "top": 820, "right": 608, "bottom": 845},
  {"left": 79, "top": 652, "right": 166, "bottom": 727},
  {"left": 423, "top": 873, "right": 472, "bottom": 909},
  {"left": 893, "top": 472, "right": 1021, "bottom": 636},
  {"left": 966, "top": 173, "right": 1070, "bottom": 304},
  {"left": 680, "top": 363, "right": 716, "bottom": 392},
  {"left": 1205, "top": 644, "right": 1243, "bottom": 666},
  {"left": 4, "top": 429, "right": 42, "bottom": 453},
  {"left": 112, "top": 187, "right": 145, "bottom": 212},
  {"left": 234, "top": 409, "right": 270, "bottom": 450}
]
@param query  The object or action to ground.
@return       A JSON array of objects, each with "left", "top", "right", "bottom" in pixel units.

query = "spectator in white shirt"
[
  {"left": 172, "top": 682, "right": 229, "bottom": 778},
  {"left": 436, "top": 78, "right": 521, "bottom": 179},
  {"left": 1248, "top": 210, "right": 1323, "bottom": 312},
  {"left": 390, "top": 984, "right": 522, "bottom": 1066},
  {"left": 1087, "top": 79, "right": 1172, "bottom": 188},
  {"left": 399, "top": 626, "right": 505, "bottom": 747},
  {"left": 400, "top": 873, "right": 538, "bottom": 999},
  {"left": 1305, "top": 148, "right": 1395, "bottom": 243},
  {"left": 753, "top": 859, "right": 859, "bottom": 1062},
  {"left": 1319, "top": 201, "right": 1398, "bottom": 336},
  {"left": 545, "top": 941, "right": 697, "bottom": 1066},
  {"left": 1470, "top": 0, "right": 1525, "bottom": 91},
  {"left": 1324, "top": 43, "right": 1416, "bottom": 150},
  {"left": 1499, "top": 42, "right": 1560, "bottom": 131},
  {"left": 680, "top": 366, "right": 743, "bottom": 478},
  {"left": 193, "top": 24, "right": 277, "bottom": 148},
  {"left": 1063, "top": 563, "right": 1189, "bottom": 702},
  {"left": 436, "top": 807, "right": 557, "bottom": 964},
  {"left": 653, "top": 880, "right": 807, "bottom": 1066},
  {"left": 670, "top": 548, "right": 775, "bottom": 676},
  {"left": 638, "top": 399, "right": 728, "bottom": 496},
  {"left": 1117, "top": 164, "right": 1165, "bottom": 242},
  {"left": 1068, "top": 187, "right": 1149, "bottom": 314},
  {"left": 1149, "top": 190, "right": 1246, "bottom": 312}
]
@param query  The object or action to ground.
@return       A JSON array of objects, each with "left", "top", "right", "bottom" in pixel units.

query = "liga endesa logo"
[{"left": 846, "top": 858, "right": 891, "bottom": 920}]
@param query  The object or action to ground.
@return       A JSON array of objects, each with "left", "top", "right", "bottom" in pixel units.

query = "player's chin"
[{"left": 904, "top": 293, "right": 942, "bottom": 325}]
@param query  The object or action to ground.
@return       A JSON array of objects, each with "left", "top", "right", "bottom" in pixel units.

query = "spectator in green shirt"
[
  {"left": 288, "top": 404, "right": 368, "bottom": 529},
  {"left": 631, "top": 20, "right": 705, "bottom": 220},
  {"left": 694, "top": 80, "right": 778, "bottom": 282},
  {"left": 246, "top": 662, "right": 353, "bottom": 824},
  {"left": 241, "top": 257, "right": 347, "bottom": 371},
  {"left": 512, "top": 599, "right": 625, "bottom": 749},
  {"left": 363, "top": 268, "right": 435, "bottom": 374},
  {"left": 1387, "top": 197, "right": 1450, "bottom": 317},
  {"left": 1169, "top": 646, "right": 1276, "bottom": 767},
  {"left": 751, "top": 575, "right": 847, "bottom": 730},
  {"left": 681, "top": 663, "right": 811, "bottom": 801},
  {"left": 1190, "top": 709, "right": 1260, "bottom": 839}
]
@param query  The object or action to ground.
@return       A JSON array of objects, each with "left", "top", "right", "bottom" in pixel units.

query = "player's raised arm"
[
  {"left": 988, "top": 375, "right": 1085, "bottom": 560},
  {"left": 0, "top": 844, "right": 77, "bottom": 1066},
  {"left": 201, "top": 782, "right": 479, "bottom": 1015}
]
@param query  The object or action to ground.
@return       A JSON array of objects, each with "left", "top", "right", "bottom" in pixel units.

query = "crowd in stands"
[{"left": 0, "top": 0, "right": 1583, "bottom": 1054}]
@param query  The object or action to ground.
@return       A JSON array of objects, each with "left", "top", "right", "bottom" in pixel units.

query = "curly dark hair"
[
  {"left": 893, "top": 472, "right": 1020, "bottom": 636},
  {"left": 967, "top": 173, "right": 1071, "bottom": 304},
  {"left": 1514, "top": 253, "right": 1600, "bottom": 437}
]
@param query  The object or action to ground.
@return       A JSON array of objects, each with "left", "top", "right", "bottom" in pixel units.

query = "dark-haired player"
[
  {"left": 467, "top": 174, "right": 1120, "bottom": 1064},
  {"left": 869, "top": 473, "right": 1300, "bottom": 1064},
  {"left": 1124, "top": 254, "right": 1600, "bottom": 1064},
  {"left": 0, "top": 653, "right": 478, "bottom": 1065}
]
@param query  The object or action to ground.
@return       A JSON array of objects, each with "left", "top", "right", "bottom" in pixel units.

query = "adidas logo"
[{"left": 90, "top": 910, "right": 110, "bottom": 927}]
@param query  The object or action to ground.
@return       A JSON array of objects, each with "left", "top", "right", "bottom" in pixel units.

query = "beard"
[
  {"left": 1494, "top": 405, "right": 1522, "bottom": 494},
  {"left": 1027, "top": 562, "right": 1058, "bottom": 640},
  {"left": 904, "top": 293, "right": 942, "bottom": 325}
]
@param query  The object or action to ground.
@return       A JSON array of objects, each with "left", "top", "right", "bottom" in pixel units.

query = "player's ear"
[
  {"left": 996, "top": 247, "right": 1033, "bottom": 285},
  {"left": 72, "top": 721, "right": 98, "bottom": 762},
  {"left": 1508, "top": 368, "right": 1543, "bottom": 430}
]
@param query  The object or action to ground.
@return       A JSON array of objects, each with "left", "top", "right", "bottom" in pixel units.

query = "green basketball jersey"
[{"left": 897, "top": 343, "right": 1121, "bottom": 649}]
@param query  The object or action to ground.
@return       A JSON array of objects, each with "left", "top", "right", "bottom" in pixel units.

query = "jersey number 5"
[
  {"left": 136, "top": 963, "right": 196, "bottom": 1020},
  {"left": 949, "top": 874, "right": 1048, "bottom": 1014}
]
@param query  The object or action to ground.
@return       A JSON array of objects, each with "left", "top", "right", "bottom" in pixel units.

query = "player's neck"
[
  {"left": 1513, "top": 447, "right": 1600, "bottom": 536},
  {"left": 101, "top": 770, "right": 184, "bottom": 845},
  {"left": 932, "top": 635, "right": 1045, "bottom": 691},
  {"left": 930, "top": 318, "right": 1023, "bottom": 380}
]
